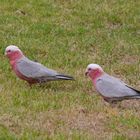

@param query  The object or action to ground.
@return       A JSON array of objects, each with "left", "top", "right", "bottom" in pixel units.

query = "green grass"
[{"left": 0, "top": 0, "right": 140, "bottom": 139}]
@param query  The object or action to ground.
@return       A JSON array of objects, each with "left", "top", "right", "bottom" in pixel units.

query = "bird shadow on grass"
[
  {"left": 102, "top": 99, "right": 140, "bottom": 111},
  {"left": 23, "top": 80, "right": 77, "bottom": 94}
]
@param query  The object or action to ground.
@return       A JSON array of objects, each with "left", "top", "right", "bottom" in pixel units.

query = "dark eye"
[
  {"left": 7, "top": 50, "right": 11, "bottom": 53},
  {"left": 88, "top": 68, "right": 92, "bottom": 71}
]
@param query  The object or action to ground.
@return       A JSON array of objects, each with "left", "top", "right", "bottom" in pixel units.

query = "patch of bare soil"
[
  {"left": 120, "top": 99, "right": 140, "bottom": 110},
  {"left": 120, "top": 55, "right": 139, "bottom": 65},
  {"left": 0, "top": 103, "right": 139, "bottom": 139},
  {"left": 0, "top": 114, "right": 21, "bottom": 134},
  {"left": 24, "top": 109, "right": 110, "bottom": 139},
  {"left": 106, "top": 22, "right": 122, "bottom": 30}
]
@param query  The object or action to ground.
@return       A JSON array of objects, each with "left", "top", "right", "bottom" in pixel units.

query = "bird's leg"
[
  {"left": 110, "top": 100, "right": 123, "bottom": 108},
  {"left": 104, "top": 98, "right": 119, "bottom": 108},
  {"left": 104, "top": 97, "right": 112, "bottom": 103},
  {"left": 28, "top": 82, "right": 33, "bottom": 88},
  {"left": 110, "top": 101, "right": 119, "bottom": 108},
  {"left": 38, "top": 80, "right": 44, "bottom": 87},
  {"left": 103, "top": 100, "right": 110, "bottom": 107}
]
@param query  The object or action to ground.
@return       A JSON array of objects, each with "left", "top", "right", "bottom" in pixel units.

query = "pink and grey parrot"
[
  {"left": 5, "top": 45, "right": 74, "bottom": 85},
  {"left": 85, "top": 64, "right": 140, "bottom": 103}
]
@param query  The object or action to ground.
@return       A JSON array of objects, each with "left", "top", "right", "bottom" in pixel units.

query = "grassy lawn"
[{"left": 0, "top": 0, "right": 140, "bottom": 139}]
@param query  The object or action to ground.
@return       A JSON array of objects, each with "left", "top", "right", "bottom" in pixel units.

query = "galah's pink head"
[
  {"left": 85, "top": 64, "right": 104, "bottom": 80},
  {"left": 5, "top": 45, "right": 23, "bottom": 61}
]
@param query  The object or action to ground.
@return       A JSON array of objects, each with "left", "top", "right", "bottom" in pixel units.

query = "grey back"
[
  {"left": 16, "top": 57, "right": 58, "bottom": 78},
  {"left": 96, "top": 74, "right": 138, "bottom": 98}
]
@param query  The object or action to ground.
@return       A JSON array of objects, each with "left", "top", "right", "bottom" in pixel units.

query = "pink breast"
[{"left": 11, "top": 61, "right": 37, "bottom": 84}]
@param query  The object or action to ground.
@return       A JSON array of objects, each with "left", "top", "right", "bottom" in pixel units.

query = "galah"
[
  {"left": 85, "top": 64, "right": 140, "bottom": 103},
  {"left": 5, "top": 45, "right": 74, "bottom": 85}
]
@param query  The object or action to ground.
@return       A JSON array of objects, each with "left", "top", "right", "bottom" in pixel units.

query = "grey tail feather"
[
  {"left": 121, "top": 95, "right": 140, "bottom": 100},
  {"left": 109, "top": 95, "right": 140, "bottom": 103},
  {"left": 131, "top": 96, "right": 140, "bottom": 99},
  {"left": 126, "top": 85, "right": 140, "bottom": 94},
  {"left": 56, "top": 74, "right": 74, "bottom": 80}
]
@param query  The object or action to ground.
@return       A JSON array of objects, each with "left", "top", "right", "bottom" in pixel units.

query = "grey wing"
[
  {"left": 96, "top": 74, "right": 138, "bottom": 98},
  {"left": 16, "top": 58, "right": 58, "bottom": 78}
]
